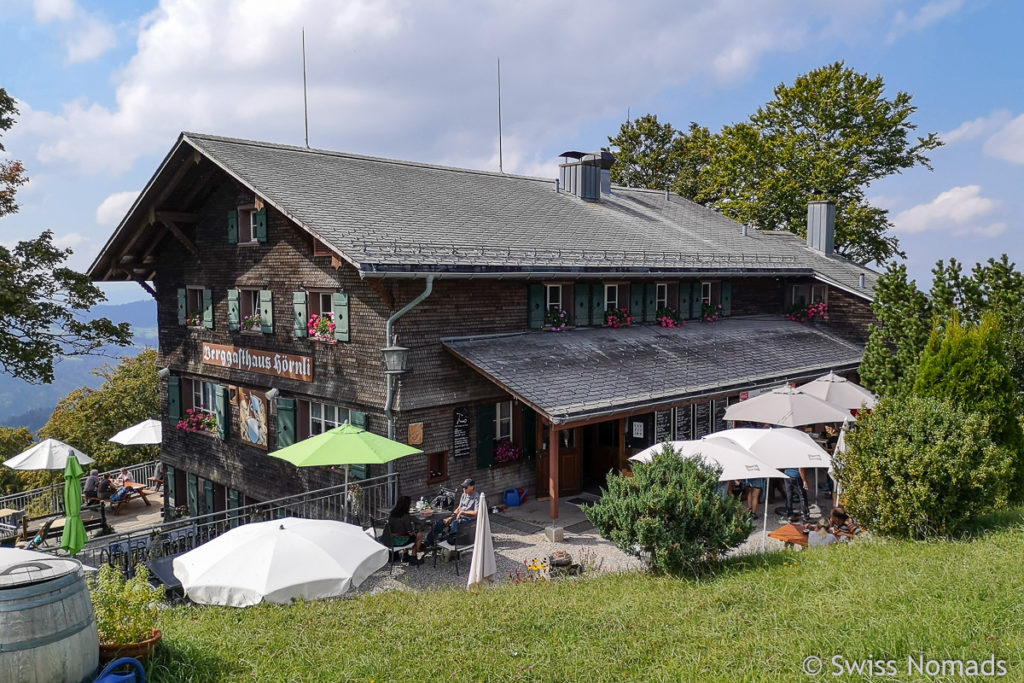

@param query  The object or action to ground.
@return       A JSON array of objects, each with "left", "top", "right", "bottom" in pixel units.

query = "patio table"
[{"left": 768, "top": 523, "right": 810, "bottom": 548}]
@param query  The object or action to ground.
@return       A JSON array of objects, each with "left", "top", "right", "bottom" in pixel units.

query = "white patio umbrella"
[
  {"left": 467, "top": 492, "right": 496, "bottom": 590},
  {"left": 798, "top": 372, "right": 878, "bottom": 411},
  {"left": 630, "top": 438, "right": 788, "bottom": 549},
  {"left": 109, "top": 419, "right": 163, "bottom": 445},
  {"left": 723, "top": 385, "right": 854, "bottom": 427},
  {"left": 172, "top": 517, "right": 388, "bottom": 607},
  {"left": 3, "top": 439, "right": 94, "bottom": 470}
]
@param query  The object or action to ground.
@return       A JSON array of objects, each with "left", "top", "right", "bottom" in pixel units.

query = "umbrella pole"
[
  {"left": 344, "top": 465, "right": 350, "bottom": 524},
  {"left": 762, "top": 495, "right": 769, "bottom": 551}
]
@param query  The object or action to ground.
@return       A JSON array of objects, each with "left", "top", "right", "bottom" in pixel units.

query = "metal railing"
[
  {"left": 0, "top": 460, "right": 160, "bottom": 517},
  {"left": 74, "top": 471, "right": 399, "bottom": 578}
]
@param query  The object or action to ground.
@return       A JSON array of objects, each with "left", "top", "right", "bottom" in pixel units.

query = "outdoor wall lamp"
[
  {"left": 157, "top": 367, "right": 171, "bottom": 379},
  {"left": 381, "top": 346, "right": 410, "bottom": 374},
  {"left": 265, "top": 387, "right": 280, "bottom": 401}
]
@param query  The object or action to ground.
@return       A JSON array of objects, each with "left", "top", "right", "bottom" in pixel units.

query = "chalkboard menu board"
[
  {"left": 452, "top": 407, "right": 470, "bottom": 458},
  {"left": 655, "top": 410, "right": 672, "bottom": 443},
  {"left": 675, "top": 405, "right": 693, "bottom": 441},
  {"left": 694, "top": 402, "right": 712, "bottom": 438},
  {"left": 713, "top": 399, "right": 728, "bottom": 434}
]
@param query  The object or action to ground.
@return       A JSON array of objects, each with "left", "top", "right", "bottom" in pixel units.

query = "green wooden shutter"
[
  {"left": 259, "top": 290, "right": 273, "bottom": 333},
  {"left": 592, "top": 284, "right": 605, "bottom": 324},
  {"left": 349, "top": 410, "right": 368, "bottom": 478},
  {"left": 629, "top": 285, "right": 643, "bottom": 320},
  {"left": 520, "top": 404, "right": 536, "bottom": 458},
  {"left": 476, "top": 403, "right": 496, "bottom": 469},
  {"left": 332, "top": 292, "right": 349, "bottom": 342},
  {"left": 227, "top": 289, "right": 240, "bottom": 331},
  {"left": 215, "top": 384, "right": 229, "bottom": 441},
  {"left": 528, "top": 284, "right": 544, "bottom": 329},
  {"left": 644, "top": 282, "right": 658, "bottom": 322},
  {"left": 277, "top": 397, "right": 296, "bottom": 448},
  {"left": 202, "top": 289, "right": 214, "bottom": 329},
  {"left": 227, "top": 210, "right": 238, "bottom": 244},
  {"left": 690, "top": 282, "right": 703, "bottom": 319},
  {"left": 166, "top": 465, "right": 176, "bottom": 508},
  {"left": 293, "top": 292, "right": 308, "bottom": 338},
  {"left": 167, "top": 376, "right": 181, "bottom": 422},
  {"left": 187, "top": 473, "right": 198, "bottom": 517},
  {"left": 678, "top": 282, "right": 693, "bottom": 320},
  {"left": 176, "top": 288, "right": 187, "bottom": 325},
  {"left": 574, "top": 283, "right": 591, "bottom": 326},
  {"left": 721, "top": 281, "right": 732, "bottom": 316},
  {"left": 228, "top": 488, "right": 240, "bottom": 527},
  {"left": 254, "top": 208, "right": 268, "bottom": 243},
  {"left": 203, "top": 479, "right": 214, "bottom": 515}
]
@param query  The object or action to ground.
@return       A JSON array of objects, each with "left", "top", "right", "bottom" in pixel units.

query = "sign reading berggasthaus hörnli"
[{"left": 201, "top": 343, "right": 313, "bottom": 382}]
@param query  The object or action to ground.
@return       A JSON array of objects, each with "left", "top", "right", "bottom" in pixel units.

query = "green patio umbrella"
[
  {"left": 269, "top": 423, "right": 422, "bottom": 502},
  {"left": 60, "top": 454, "right": 88, "bottom": 555}
]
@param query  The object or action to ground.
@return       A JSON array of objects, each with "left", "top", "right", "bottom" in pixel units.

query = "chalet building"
[{"left": 89, "top": 134, "right": 878, "bottom": 530}]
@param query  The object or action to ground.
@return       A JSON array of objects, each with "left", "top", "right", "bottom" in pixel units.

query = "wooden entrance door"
[{"left": 536, "top": 425, "right": 583, "bottom": 497}]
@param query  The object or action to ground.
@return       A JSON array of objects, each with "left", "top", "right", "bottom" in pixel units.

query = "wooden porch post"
[{"left": 549, "top": 425, "right": 560, "bottom": 521}]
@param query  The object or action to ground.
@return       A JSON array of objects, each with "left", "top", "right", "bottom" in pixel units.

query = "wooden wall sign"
[
  {"left": 408, "top": 422, "right": 424, "bottom": 446},
  {"left": 202, "top": 343, "right": 313, "bottom": 382}
]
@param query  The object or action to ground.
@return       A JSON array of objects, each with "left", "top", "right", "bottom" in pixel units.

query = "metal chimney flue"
[{"left": 807, "top": 201, "right": 835, "bottom": 256}]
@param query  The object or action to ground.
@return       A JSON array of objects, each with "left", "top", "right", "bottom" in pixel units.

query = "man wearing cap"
[{"left": 437, "top": 478, "right": 480, "bottom": 542}]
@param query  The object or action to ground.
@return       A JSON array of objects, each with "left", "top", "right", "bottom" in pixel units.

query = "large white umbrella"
[
  {"left": 630, "top": 438, "right": 788, "bottom": 549},
  {"left": 3, "top": 439, "right": 94, "bottom": 470},
  {"left": 467, "top": 493, "right": 496, "bottom": 590},
  {"left": 798, "top": 372, "right": 878, "bottom": 411},
  {"left": 713, "top": 428, "right": 832, "bottom": 470},
  {"left": 172, "top": 517, "right": 388, "bottom": 607},
  {"left": 723, "top": 385, "right": 854, "bottom": 427},
  {"left": 109, "top": 419, "right": 163, "bottom": 445}
]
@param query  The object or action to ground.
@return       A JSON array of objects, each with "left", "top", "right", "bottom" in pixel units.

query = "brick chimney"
[{"left": 807, "top": 201, "right": 835, "bottom": 256}]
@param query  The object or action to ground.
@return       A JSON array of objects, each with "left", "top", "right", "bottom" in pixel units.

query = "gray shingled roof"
[
  {"left": 443, "top": 316, "right": 864, "bottom": 424},
  {"left": 183, "top": 133, "right": 878, "bottom": 299}
]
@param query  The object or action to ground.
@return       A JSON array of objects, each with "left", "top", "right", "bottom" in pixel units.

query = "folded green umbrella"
[{"left": 60, "top": 454, "right": 88, "bottom": 555}]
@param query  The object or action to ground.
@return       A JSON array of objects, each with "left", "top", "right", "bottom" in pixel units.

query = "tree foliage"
[
  {"left": 585, "top": 444, "right": 751, "bottom": 575},
  {"left": 0, "top": 426, "right": 34, "bottom": 495},
  {"left": 838, "top": 396, "right": 1014, "bottom": 538},
  {"left": 606, "top": 63, "right": 941, "bottom": 264},
  {"left": 0, "top": 88, "right": 132, "bottom": 383}
]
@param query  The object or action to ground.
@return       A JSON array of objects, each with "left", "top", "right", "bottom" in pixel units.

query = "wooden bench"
[{"left": 111, "top": 487, "right": 156, "bottom": 515}]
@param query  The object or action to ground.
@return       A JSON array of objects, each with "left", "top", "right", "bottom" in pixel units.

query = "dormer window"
[{"left": 227, "top": 205, "right": 268, "bottom": 244}]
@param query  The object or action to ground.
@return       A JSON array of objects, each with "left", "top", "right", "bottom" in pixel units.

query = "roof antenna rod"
[
  {"left": 302, "top": 28, "right": 310, "bottom": 148},
  {"left": 497, "top": 57, "right": 503, "bottom": 173}
]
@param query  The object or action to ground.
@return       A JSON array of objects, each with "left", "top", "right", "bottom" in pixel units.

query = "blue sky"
[{"left": 1, "top": 0, "right": 1022, "bottom": 304}]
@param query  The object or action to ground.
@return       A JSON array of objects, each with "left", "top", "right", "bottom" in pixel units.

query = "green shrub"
[
  {"left": 837, "top": 396, "right": 1014, "bottom": 538},
  {"left": 89, "top": 564, "right": 164, "bottom": 644},
  {"left": 584, "top": 444, "right": 752, "bottom": 575}
]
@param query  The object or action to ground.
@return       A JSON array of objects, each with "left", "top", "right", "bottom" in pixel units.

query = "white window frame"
[
  {"left": 792, "top": 284, "right": 809, "bottom": 307},
  {"left": 186, "top": 287, "right": 204, "bottom": 324},
  {"left": 307, "top": 290, "right": 335, "bottom": 318},
  {"left": 701, "top": 282, "right": 712, "bottom": 305},
  {"left": 191, "top": 379, "right": 217, "bottom": 417},
  {"left": 811, "top": 284, "right": 828, "bottom": 304},
  {"left": 656, "top": 283, "right": 668, "bottom": 310},
  {"left": 237, "top": 205, "right": 258, "bottom": 243},
  {"left": 605, "top": 284, "right": 619, "bottom": 311},
  {"left": 310, "top": 400, "right": 348, "bottom": 437},
  {"left": 496, "top": 400, "right": 513, "bottom": 441},
  {"left": 546, "top": 284, "right": 562, "bottom": 311}
]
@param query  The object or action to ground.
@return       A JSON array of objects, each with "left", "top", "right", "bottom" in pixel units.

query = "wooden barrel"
[{"left": 0, "top": 551, "right": 98, "bottom": 683}]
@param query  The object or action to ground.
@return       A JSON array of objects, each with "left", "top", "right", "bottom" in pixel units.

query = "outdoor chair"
[
  {"left": 379, "top": 521, "right": 417, "bottom": 573},
  {"left": 434, "top": 534, "right": 475, "bottom": 576},
  {"left": 17, "top": 516, "right": 56, "bottom": 549}
]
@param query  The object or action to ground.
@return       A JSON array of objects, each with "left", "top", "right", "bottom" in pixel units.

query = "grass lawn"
[{"left": 146, "top": 510, "right": 1024, "bottom": 681}]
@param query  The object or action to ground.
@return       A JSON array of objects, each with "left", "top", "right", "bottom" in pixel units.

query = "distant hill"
[{"left": 0, "top": 299, "right": 158, "bottom": 430}]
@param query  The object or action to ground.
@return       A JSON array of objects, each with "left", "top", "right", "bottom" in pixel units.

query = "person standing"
[{"left": 784, "top": 467, "right": 810, "bottom": 522}]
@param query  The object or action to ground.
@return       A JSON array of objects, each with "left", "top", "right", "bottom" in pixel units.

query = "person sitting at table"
[
  {"left": 97, "top": 473, "right": 115, "bottom": 501},
  {"left": 830, "top": 507, "right": 859, "bottom": 540},
  {"left": 83, "top": 469, "right": 100, "bottom": 500},
  {"left": 435, "top": 478, "right": 480, "bottom": 543},
  {"left": 388, "top": 495, "right": 426, "bottom": 564},
  {"left": 117, "top": 468, "right": 134, "bottom": 487}
]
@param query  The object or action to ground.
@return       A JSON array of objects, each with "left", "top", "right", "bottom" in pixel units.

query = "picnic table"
[
  {"left": 768, "top": 523, "right": 809, "bottom": 548},
  {"left": 111, "top": 485, "right": 155, "bottom": 515}
]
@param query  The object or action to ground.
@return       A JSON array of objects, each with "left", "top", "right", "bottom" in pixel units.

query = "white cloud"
[
  {"left": 10, "top": 0, "right": 899, "bottom": 178},
  {"left": 52, "top": 231, "right": 87, "bottom": 248},
  {"left": 892, "top": 185, "right": 1002, "bottom": 237},
  {"left": 983, "top": 113, "right": 1024, "bottom": 164},
  {"left": 942, "top": 109, "right": 1012, "bottom": 145},
  {"left": 29, "top": 0, "right": 117, "bottom": 63},
  {"left": 95, "top": 190, "right": 140, "bottom": 226},
  {"left": 887, "top": 0, "right": 964, "bottom": 43},
  {"left": 33, "top": 0, "right": 75, "bottom": 22}
]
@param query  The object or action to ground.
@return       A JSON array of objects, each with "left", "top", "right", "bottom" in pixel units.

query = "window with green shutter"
[
  {"left": 721, "top": 281, "right": 732, "bottom": 316},
  {"left": 277, "top": 397, "right": 296, "bottom": 448},
  {"left": 187, "top": 473, "right": 198, "bottom": 517},
  {"left": 203, "top": 479, "right": 214, "bottom": 515},
  {"left": 574, "top": 283, "right": 591, "bottom": 326},
  {"left": 215, "top": 384, "right": 229, "bottom": 441},
  {"left": 227, "top": 289, "right": 240, "bottom": 331},
  {"left": 167, "top": 376, "right": 181, "bottom": 422},
  {"left": 202, "top": 289, "right": 214, "bottom": 329},
  {"left": 520, "top": 404, "right": 537, "bottom": 458},
  {"left": 227, "top": 210, "right": 239, "bottom": 244},
  {"left": 644, "top": 282, "right": 657, "bottom": 322},
  {"left": 259, "top": 290, "right": 274, "bottom": 333},
  {"left": 679, "top": 282, "right": 693, "bottom": 320},
  {"left": 476, "top": 403, "right": 496, "bottom": 468},
  {"left": 292, "top": 292, "right": 308, "bottom": 338},
  {"left": 591, "top": 284, "right": 605, "bottom": 323},
  {"left": 690, "top": 282, "right": 703, "bottom": 319},
  {"left": 176, "top": 288, "right": 187, "bottom": 325},
  {"left": 166, "top": 465, "right": 176, "bottom": 508},
  {"left": 332, "top": 292, "right": 349, "bottom": 342},
  {"left": 253, "top": 208, "right": 268, "bottom": 243},
  {"left": 528, "top": 284, "right": 544, "bottom": 329}
]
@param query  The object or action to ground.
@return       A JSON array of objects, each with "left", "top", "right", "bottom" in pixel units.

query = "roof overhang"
[{"left": 443, "top": 316, "right": 864, "bottom": 426}]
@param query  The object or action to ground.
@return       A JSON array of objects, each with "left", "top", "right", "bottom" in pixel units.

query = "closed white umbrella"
[
  {"left": 3, "top": 439, "right": 94, "bottom": 470},
  {"left": 630, "top": 438, "right": 788, "bottom": 549},
  {"left": 172, "top": 517, "right": 388, "bottom": 606},
  {"left": 724, "top": 385, "right": 853, "bottom": 427},
  {"left": 109, "top": 419, "right": 163, "bottom": 445},
  {"left": 828, "top": 419, "right": 851, "bottom": 505},
  {"left": 467, "top": 493, "right": 496, "bottom": 590},
  {"left": 798, "top": 372, "right": 878, "bottom": 411}
]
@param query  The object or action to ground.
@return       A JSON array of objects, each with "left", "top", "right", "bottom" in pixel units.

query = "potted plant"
[
  {"left": 604, "top": 308, "right": 633, "bottom": 328},
  {"left": 176, "top": 408, "right": 217, "bottom": 433},
  {"left": 307, "top": 312, "right": 338, "bottom": 343},
  {"left": 89, "top": 564, "right": 164, "bottom": 663},
  {"left": 655, "top": 306, "right": 683, "bottom": 328},
  {"left": 241, "top": 313, "right": 262, "bottom": 331},
  {"left": 493, "top": 439, "right": 524, "bottom": 465},
  {"left": 185, "top": 311, "right": 203, "bottom": 326},
  {"left": 701, "top": 303, "right": 723, "bottom": 323},
  {"left": 544, "top": 308, "right": 569, "bottom": 331}
]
